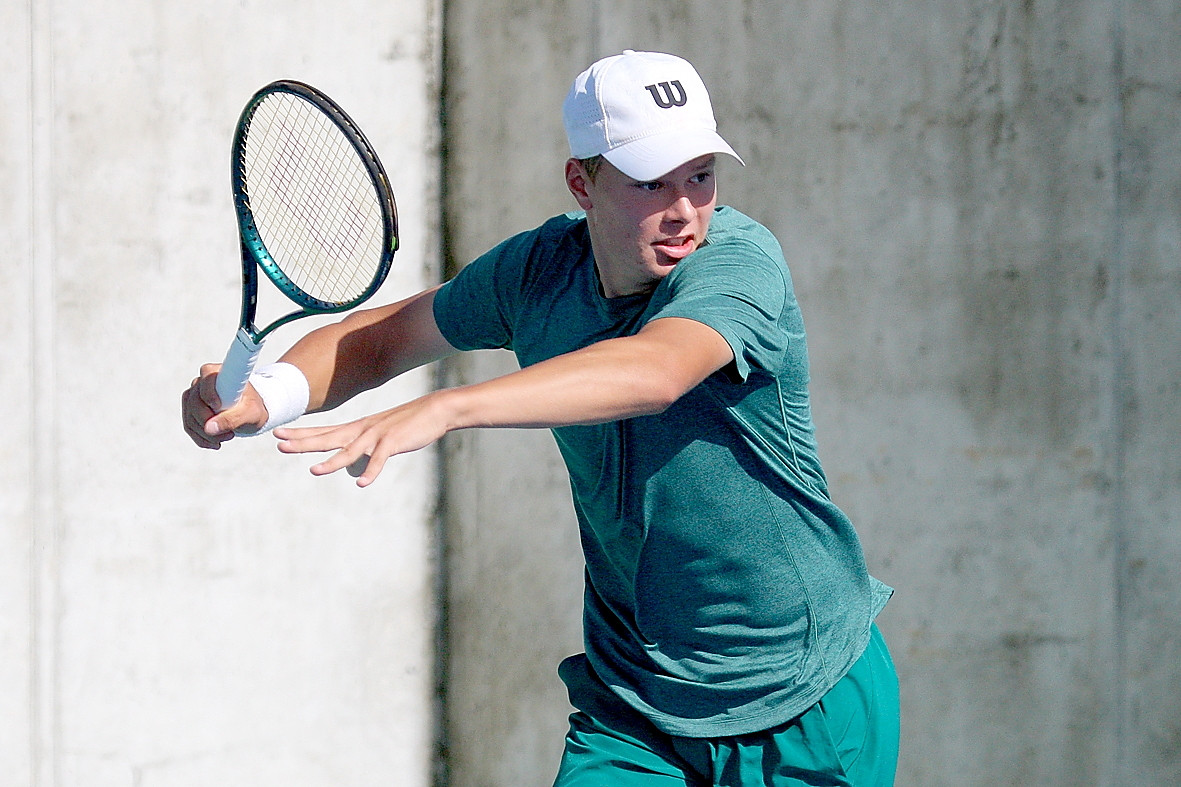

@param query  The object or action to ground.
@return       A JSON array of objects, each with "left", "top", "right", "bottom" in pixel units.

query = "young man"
[{"left": 183, "top": 50, "right": 899, "bottom": 786}]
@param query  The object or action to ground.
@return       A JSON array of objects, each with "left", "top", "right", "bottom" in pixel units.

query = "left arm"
[{"left": 274, "top": 317, "right": 733, "bottom": 486}]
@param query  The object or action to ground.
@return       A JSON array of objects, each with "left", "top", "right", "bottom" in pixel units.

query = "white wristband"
[{"left": 243, "top": 362, "right": 310, "bottom": 435}]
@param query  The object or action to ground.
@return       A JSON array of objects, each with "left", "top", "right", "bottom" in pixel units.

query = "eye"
[
  {"left": 636, "top": 180, "right": 663, "bottom": 192},
  {"left": 689, "top": 170, "right": 714, "bottom": 185}
]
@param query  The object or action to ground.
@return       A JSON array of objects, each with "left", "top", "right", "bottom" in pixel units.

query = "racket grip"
[{"left": 215, "top": 328, "right": 264, "bottom": 411}]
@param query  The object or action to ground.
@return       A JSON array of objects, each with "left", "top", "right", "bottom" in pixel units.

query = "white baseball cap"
[{"left": 563, "top": 50, "right": 744, "bottom": 181}]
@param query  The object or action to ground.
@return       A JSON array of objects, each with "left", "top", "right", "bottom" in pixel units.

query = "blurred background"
[{"left": 4, "top": 1, "right": 1178, "bottom": 785}]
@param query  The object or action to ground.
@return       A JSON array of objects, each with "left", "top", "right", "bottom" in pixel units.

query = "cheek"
[{"left": 614, "top": 213, "right": 652, "bottom": 251}]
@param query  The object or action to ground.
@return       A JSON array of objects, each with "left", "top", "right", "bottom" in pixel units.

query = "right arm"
[{"left": 181, "top": 284, "right": 457, "bottom": 448}]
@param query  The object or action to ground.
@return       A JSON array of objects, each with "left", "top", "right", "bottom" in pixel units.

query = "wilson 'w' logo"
[{"left": 644, "top": 81, "right": 687, "bottom": 108}]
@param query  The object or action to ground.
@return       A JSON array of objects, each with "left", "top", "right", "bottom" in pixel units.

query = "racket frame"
[{"left": 216, "top": 80, "right": 399, "bottom": 410}]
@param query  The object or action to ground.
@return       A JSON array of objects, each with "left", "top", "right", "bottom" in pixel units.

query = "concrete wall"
[
  {"left": 3, "top": 1, "right": 441, "bottom": 785},
  {"left": 7, "top": 1, "right": 1179, "bottom": 785},
  {"left": 440, "top": 2, "right": 1180, "bottom": 786}
]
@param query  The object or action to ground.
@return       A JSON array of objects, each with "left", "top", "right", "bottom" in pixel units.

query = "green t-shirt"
[{"left": 434, "top": 206, "right": 892, "bottom": 737}]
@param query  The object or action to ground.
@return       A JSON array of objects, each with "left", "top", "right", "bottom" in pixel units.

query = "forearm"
[
  {"left": 279, "top": 285, "right": 455, "bottom": 412},
  {"left": 434, "top": 317, "right": 732, "bottom": 432}
]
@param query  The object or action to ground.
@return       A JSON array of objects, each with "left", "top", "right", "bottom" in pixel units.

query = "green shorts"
[{"left": 553, "top": 624, "right": 899, "bottom": 787}]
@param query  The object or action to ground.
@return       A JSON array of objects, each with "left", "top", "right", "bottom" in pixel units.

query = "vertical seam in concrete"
[
  {"left": 28, "top": 0, "right": 59, "bottom": 784},
  {"left": 433, "top": 0, "right": 454, "bottom": 782},
  {"left": 1109, "top": 0, "right": 1129, "bottom": 784},
  {"left": 590, "top": 0, "right": 602, "bottom": 56}
]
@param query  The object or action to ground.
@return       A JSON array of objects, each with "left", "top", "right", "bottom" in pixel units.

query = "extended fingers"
[
  {"left": 273, "top": 424, "right": 357, "bottom": 453},
  {"left": 273, "top": 404, "right": 441, "bottom": 487},
  {"left": 278, "top": 425, "right": 393, "bottom": 487},
  {"left": 273, "top": 423, "right": 372, "bottom": 478}
]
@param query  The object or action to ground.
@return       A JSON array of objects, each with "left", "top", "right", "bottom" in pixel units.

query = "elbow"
[{"left": 643, "top": 372, "right": 695, "bottom": 415}]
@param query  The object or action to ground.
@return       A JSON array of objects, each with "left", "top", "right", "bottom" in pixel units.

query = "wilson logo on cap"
[{"left": 644, "top": 81, "right": 688, "bottom": 109}]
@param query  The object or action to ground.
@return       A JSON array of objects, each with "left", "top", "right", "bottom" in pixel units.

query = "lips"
[{"left": 653, "top": 235, "right": 696, "bottom": 262}]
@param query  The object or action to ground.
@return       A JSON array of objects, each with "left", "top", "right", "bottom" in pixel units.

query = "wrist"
[
  {"left": 244, "top": 362, "right": 310, "bottom": 434},
  {"left": 430, "top": 385, "right": 476, "bottom": 433}
]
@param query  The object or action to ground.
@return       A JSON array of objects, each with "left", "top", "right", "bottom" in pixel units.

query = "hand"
[
  {"left": 273, "top": 392, "right": 450, "bottom": 487},
  {"left": 181, "top": 363, "right": 270, "bottom": 449}
]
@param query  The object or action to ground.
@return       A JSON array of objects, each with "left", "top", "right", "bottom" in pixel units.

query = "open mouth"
[{"left": 653, "top": 236, "right": 696, "bottom": 261}]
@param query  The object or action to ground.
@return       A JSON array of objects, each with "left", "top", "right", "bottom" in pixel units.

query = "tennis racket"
[{"left": 215, "top": 79, "right": 399, "bottom": 410}]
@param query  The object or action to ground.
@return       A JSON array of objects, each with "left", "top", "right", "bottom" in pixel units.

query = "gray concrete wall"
[
  {"left": 3, "top": 1, "right": 441, "bottom": 784},
  {"left": 439, "top": 2, "right": 1180, "bottom": 785},
  {"left": 6, "top": 1, "right": 1178, "bottom": 785}
]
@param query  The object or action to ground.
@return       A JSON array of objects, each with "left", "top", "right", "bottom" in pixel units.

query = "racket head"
[{"left": 231, "top": 80, "right": 399, "bottom": 338}]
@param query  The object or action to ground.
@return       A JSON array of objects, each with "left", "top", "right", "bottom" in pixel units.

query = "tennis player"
[{"left": 183, "top": 50, "right": 899, "bottom": 786}]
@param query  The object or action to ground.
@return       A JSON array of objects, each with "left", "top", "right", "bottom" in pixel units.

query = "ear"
[{"left": 565, "top": 158, "right": 594, "bottom": 211}]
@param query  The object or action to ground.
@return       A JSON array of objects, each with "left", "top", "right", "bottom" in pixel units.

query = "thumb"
[{"left": 206, "top": 384, "right": 269, "bottom": 436}]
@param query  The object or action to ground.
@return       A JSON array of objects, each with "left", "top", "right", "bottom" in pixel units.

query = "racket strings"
[{"left": 242, "top": 92, "right": 386, "bottom": 304}]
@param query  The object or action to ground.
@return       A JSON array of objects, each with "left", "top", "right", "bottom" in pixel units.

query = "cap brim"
[{"left": 603, "top": 130, "right": 745, "bottom": 182}]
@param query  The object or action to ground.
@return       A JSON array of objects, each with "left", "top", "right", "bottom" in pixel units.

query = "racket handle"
[{"left": 215, "top": 328, "right": 264, "bottom": 411}]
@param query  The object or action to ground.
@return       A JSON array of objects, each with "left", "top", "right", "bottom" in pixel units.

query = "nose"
[{"left": 664, "top": 192, "right": 695, "bottom": 224}]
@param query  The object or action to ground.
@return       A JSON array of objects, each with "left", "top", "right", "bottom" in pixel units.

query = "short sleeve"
[
  {"left": 647, "top": 237, "right": 804, "bottom": 383},
  {"left": 432, "top": 229, "right": 537, "bottom": 352}
]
